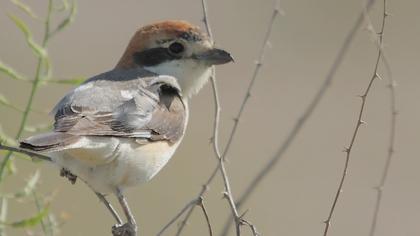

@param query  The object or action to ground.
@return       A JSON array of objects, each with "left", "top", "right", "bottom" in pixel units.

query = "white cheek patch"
[{"left": 144, "top": 60, "right": 211, "bottom": 98}]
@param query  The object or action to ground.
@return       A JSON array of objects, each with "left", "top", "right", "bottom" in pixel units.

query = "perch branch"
[
  {"left": 164, "top": 0, "right": 281, "bottom": 235},
  {"left": 0, "top": 143, "right": 51, "bottom": 162},
  {"left": 201, "top": 0, "right": 242, "bottom": 234}
]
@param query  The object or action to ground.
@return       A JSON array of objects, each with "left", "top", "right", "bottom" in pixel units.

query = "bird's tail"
[{"left": 20, "top": 132, "right": 79, "bottom": 153}]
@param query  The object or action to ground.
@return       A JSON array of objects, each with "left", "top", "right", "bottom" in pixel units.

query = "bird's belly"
[{"left": 51, "top": 137, "right": 180, "bottom": 193}]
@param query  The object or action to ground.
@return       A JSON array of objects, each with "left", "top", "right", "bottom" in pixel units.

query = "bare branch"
[
  {"left": 156, "top": 199, "right": 199, "bottom": 236},
  {"left": 165, "top": 1, "right": 282, "bottom": 235},
  {"left": 240, "top": 218, "right": 260, "bottom": 236},
  {"left": 323, "top": 0, "right": 386, "bottom": 235},
  {"left": 197, "top": 197, "right": 213, "bottom": 236},
  {"left": 368, "top": 1, "right": 397, "bottom": 235},
  {"left": 0, "top": 143, "right": 52, "bottom": 162},
  {"left": 222, "top": 0, "right": 377, "bottom": 234},
  {"left": 221, "top": 0, "right": 281, "bottom": 161},
  {"left": 173, "top": 181, "right": 214, "bottom": 235},
  {"left": 201, "top": 0, "right": 242, "bottom": 234}
]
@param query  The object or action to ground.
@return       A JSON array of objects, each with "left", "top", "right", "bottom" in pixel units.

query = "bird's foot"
[
  {"left": 112, "top": 223, "right": 137, "bottom": 236},
  {"left": 60, "top": 168, "right": 77, "bottom": 184}
]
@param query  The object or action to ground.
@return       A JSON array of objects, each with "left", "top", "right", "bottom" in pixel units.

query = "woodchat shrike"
[{"left": 20, "top": 20, "right": 233, "bottom": 236}]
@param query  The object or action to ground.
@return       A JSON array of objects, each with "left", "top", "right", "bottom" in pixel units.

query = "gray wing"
[{"left": 52, "top": 68, "right": 186, "bottom": 143}]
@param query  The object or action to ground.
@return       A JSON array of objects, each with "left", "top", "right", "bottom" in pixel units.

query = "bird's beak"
[{"left": 194, "top": 48, "right": 234, "bottom": 65}]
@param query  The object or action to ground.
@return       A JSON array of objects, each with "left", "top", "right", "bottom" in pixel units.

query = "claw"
[
  {"left": 60, "top": 168, "right": 77, "bottom": 184},
  {"left": 112, "top": 223, "right": 137, "bottom": 236}
]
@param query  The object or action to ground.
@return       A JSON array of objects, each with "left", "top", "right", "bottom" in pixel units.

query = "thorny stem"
[
  {"left": 173, "top": 168, "right": 217, "bottom": 235},
  {"left": 197, "top": 197, "right": 213, "bottom": 236},
  {"left": 323, "top": 0, "right": 385, "bottom": 235},
  {"left": 201, "top": 0, "right": 242, "bottom": 234},
  {"left": 221, "top": 0, "right": 280, "bottom": 161},
  {"left": 0, "top": 0, "right": 54, "bottom": 180},
  {"left": 157, "top": 199, "right": 200, "bottom": 236},
  {"left": 222, "top": 0, "right": 378, "bottom": 233},
  {"left": 164, "top": 1, "right": 281, "bottom": 235},
  {"left": 368, "top": 0, "right": 397, "bottom": 235}
]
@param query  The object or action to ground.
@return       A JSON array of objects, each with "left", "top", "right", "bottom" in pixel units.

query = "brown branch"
[
  {"left": 166, "top": 0, "right": 281, "bottom": 235},
  {"left": 197, "top": 197, "right": 213, "bottom": 236},
  {"left": 201, "top": 0, "right": 242, "bottom": 234},
  {"left": 159, "top": 0, "right": 244, "bottom": 234},
  {"left": 0, "top": 143, "right": 52, "bottom": 162},
  {"left": 156, "top": 199, "right": 199, "bottom": 236},
  {"left": 221, "top": 0, "right": 281, "bottom": 161},
  {"left": 173, "top": 176, "right": 215, "bottom": 235},
  {"left": 240, "top": 218, "right": 260, "bottom": 236},
  {"left": 323, "top": 0, "right": 385, "bottom": 235},
  {"left": 368, "top": 1, "right": 397, "bottom": 235},
  {"left": 222, "top": 0, "right": 377, "bottom": 234}
]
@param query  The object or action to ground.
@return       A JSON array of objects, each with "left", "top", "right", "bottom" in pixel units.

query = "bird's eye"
[{"left": 168, "top": 42, "right": 185, "bottom": 55}]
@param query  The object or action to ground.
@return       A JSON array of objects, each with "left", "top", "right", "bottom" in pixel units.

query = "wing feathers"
[
  {"left": 20, "top": 132, "right": 80, "bottom": 152},
  {"left": 50, "top": 69, "right": 186, "bottom": 143}
]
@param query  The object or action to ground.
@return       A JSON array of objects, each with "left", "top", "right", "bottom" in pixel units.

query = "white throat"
[{"left": 144, "top": 60, "right": 211, "bottom": 98}]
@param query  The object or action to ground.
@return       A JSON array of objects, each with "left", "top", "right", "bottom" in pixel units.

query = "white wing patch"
[{"left": 120, "top": 90, "right": 135, "bottom": 100}]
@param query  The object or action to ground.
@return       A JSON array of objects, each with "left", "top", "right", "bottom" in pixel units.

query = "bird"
[{"left": 19, "top": 20, "right": 233, "bottom": 236}]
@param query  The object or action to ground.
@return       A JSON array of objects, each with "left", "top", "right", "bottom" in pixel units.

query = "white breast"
[
  {"left": 50, "top": 94, "right": 190, "bottom": 194},
  {"left": 51, "top": 137, "right": 182, "bottom": 194}
]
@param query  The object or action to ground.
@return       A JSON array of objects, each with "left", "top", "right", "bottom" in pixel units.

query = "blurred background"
[{"left": 0, "top": 0, "right": 419, "bottom": 235}]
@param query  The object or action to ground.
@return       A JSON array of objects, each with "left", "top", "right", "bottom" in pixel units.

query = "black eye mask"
[{"left": 133, "top": 47, "right": 181, "bottom": 67}]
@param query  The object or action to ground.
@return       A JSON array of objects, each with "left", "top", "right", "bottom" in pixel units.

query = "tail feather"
[{"left": 20, "top": 132, "right": 79, "bottom": 153}]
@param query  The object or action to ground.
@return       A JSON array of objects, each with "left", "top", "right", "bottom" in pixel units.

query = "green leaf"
[
  {"left": 8, "top": 206, "right": 49, "bottom": 228},
  {"left": 51, "top": 0, "right": 77, "bottom": 36},
  {"left": 10, "top": 0, "right": 38, "bottom": 19},
  {"left": 44, "top": 76, "right": 85, "bottom": 85},
  {"left": 6, "top": 159, "right": 16, "bottom": 176},
  {"left": 0, "top": 60, "right": 27, "bottom": 81},
  {"left": 13, "top": 170, "right": 40, "bottom": 199},
  {"left": 8, "top": 14, "right": 47, "bottom": 59},
  {"left": 0, "top": 198, "right": 7, "bottom": 232}
]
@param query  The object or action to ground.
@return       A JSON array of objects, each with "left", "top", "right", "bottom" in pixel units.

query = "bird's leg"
[
  {"left": 112, "top": 188, "right": 138, "bottom": 236},
  {"left": 95, "top": 192, "right": 123, "bottom": 225},
  {"left": 60, "top": 168, "right": 77, "bottom": 184}
]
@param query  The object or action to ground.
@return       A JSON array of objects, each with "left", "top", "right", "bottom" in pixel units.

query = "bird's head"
[{"left": 116, "top": 20, "right": 233, "bottom": 98}]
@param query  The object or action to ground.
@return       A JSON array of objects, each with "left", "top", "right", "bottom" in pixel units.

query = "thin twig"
[
  {"left": 173, "top": 169, "right": 216, "bottom": 235},
  {"left": 156, "top": 199, "right": 199, "bottom": 236},
  {"left": 0, "top": 0, "right": 54, "bottom": 180},
  {"left": 222, "top": 0, "right": 377, "bottom": 233},
  {"left": 0, "top": 143, "right": 52, "bottom": 162},
  {"left": 197, "top": 197, "right": 213, "bottom": 236},
  {"left": 164, "top": 1, "right": 281, "bottom": 235},
  {"left": 323, "top": 0, "right": 385, "bottom": 235},
  {"left": 368, "top": 1, "right": 397, "bottom": 235},
  {"left": 240, "top": 218, "right": 260, "bottom": 236},
  {"left": 221, "top": 0, "right": 281, "bottom": 161},
  {"left": 161, "top": 0, "right": 264, "bottom": 234},
  {"left": 201, "top": 0, "right": 242, "bottom": 234},
  {"left": 32, "top": 191, "right": 50, "bottom": 236}
]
